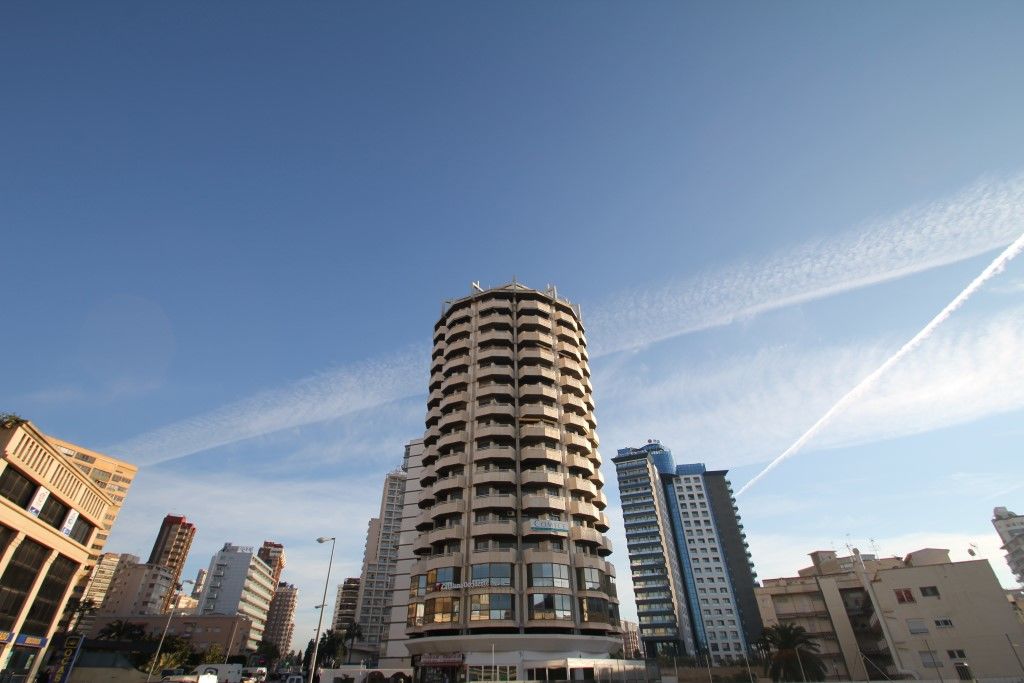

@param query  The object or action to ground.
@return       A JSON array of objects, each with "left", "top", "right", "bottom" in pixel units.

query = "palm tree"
[
  {"left": 343, "top": 623, "right": 364, "bottom": 664},
  {"left": 760, "top": 623, "right": 827, "bottom": 682},
  {"left": 317, "top": 629, "right": 346, "bottom": 668},
  {"left": 97, "top": 620, "right": 146, "bottom": 641}
]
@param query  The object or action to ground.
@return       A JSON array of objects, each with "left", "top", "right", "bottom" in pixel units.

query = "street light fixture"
[
  {"left": 308, "top": 536, "right": 336, "bottom": 683},
  {"left": 147, "top": 579, "right": 195, "bottom": 683}
]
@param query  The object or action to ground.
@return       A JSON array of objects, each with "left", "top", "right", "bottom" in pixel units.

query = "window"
[
  {"left": 894, "top": 588, "right": 915, "bottom": 603},
  {"left": 920, "top": 585, "right": 940, "bottom": 597},
  {"left": 529, "top": 593, "right": 572, "bottom": 620},
  {"left": 577, "top": 567, "right": 602, "bottom": 591},
  {"left": 423, "top": 596, "right": 460, "bottom": 623},
  {"left": 0, "top": 466, "right": 36, "bottom": 508},
  {"left": 935, "top": 618, "right": 954, "bottom": 628},
  {"left": 947, "top": 649, "right": 966, "bottom": 659},
  {"left": 907, "top": 618, "right": 929, "bottom": 634},
  {"left": 406, "top": 601, "right": 424, "bottom": 626},
  {"left": 20, "top": 554, "right": 79, "bottom": 636},
  {"left": 528, "top": 563, "right": 569, "bottom": 588},
  {"left": 38, "top": 494, "right": 70, "bottom": 529},
  {"left": 471, "top": 563, "right": 513, "bottom": 587},
  {"left": 69, "top": 516, "right": 95, "bottom": 545},
  {"left": 0, "top": 538, "right": 50, "bottom": 630},
  {"left": 919, "top": 651, "right": 942, "bottom": 668},
  {"left": 578, "top": 597, "right": 617, "bottom": 624},
  {"left": 470, "top": 594, "right": 514, "bottom": 620}
]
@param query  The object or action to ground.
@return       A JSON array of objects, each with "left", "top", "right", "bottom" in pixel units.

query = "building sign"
[
  {"left": 15, "top": 634, "right": 48, "bottom": 648},
  {"left": 0, "top": 631, "right": 13, "bottom": 644},
  {"left": 60, "top": 509, "right": 80, "bottom": 536},
  {"left": 28, "top": 487, "right": 51, "bottom": 517},
  {"left": 50, "top": 634, "right": 84, "bottom": 683},
  {"left": 529, "top": 519, "right": 569, "bottom": 533},
  {"left": 420, "top": 653, "right": 463, "bottom": 666},
  {"left": 436, "top": 578, "right": 489, "bottom": 591}
]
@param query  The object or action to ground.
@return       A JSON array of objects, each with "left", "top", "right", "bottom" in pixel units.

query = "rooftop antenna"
[
  {"left": 471, "top": 281, "right": 483, "bottom": 292},
  {"left": 869, "top": 538, "right": 880, "bottom": 556},
  {"left": 967, "top": 542, "right": 978, "bottom": 557}
]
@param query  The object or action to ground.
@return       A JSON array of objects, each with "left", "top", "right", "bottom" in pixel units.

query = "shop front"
[{"left": 414, "top": 653, "right": 465, "bottom": 683}]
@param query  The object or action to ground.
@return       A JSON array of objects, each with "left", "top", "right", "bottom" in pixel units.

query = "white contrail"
[{"left": 737, "top": 229, "right": 1024, "bottom": 496}]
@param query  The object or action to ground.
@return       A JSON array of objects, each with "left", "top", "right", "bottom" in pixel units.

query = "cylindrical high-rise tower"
[{"left": 404, "top": 283, "right": 620, "bottom": 680}]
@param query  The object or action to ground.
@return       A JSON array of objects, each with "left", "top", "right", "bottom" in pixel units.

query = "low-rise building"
[{"left": 757, "top": 547, "right": 1024, "bottom": 680}]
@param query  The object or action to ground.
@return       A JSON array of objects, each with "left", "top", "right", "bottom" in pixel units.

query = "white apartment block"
[
  {"left": 197, "top": 543, "right": 275, "bottom": 651},
  {"left": 355, "top": 469, "right": 405, "bottom": 660}
]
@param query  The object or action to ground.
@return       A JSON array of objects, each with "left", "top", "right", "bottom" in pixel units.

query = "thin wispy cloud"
[
  {"left": 587, "top": 174, "right": 1024, "bottom": 355},
  {"left": 595, "top": 304, "right": 1024, "bottom": 467},
  {"left": 108, "top": 346, "right": 427, "bottom": 465},
  {"left": 739, "top": 229, "right": 1024, "bottom": 494},
  {"left": 108, "top": 173, "right": 1024, "bottom": 464}
]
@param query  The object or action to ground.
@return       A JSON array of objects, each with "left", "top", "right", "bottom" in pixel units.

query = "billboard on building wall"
[
  {"left": 60, "top": 509, "right": 80, "bottom": 536},
  {"left": 28, "top": 486, "right": 50, "bottom": 516}
]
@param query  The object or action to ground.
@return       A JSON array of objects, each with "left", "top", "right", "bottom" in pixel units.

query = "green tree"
[
  {"left": 342, "top": 623, "right": 363, "bottom": 664},
  {"left": 200, "top": 643, "right": 225, "bottom": 664},
  {"left": 760, "top": 624, "right": 827, "bottom": 682},
  {"left": 257, "top": 640, "right": 281, "bottom": 668},
  {"left": 317, "top": 629, "right": 346, "bottom": 668}
]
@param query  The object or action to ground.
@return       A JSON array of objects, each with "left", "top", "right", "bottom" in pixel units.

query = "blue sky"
[{"left": 4, "top": 1, "right": 1024, "bottom": 652}]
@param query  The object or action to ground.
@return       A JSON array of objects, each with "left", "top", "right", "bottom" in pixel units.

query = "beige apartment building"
[
  {"left": 147, "top": 514, "right": 197, "bottom": 611},
  {"left": 88, "top": 613, "right": 253, "bottom": 656},
  {"left": 385, "top": 283, "right": 620, "bottom": 683},
  {"left": 264, "top": 582, "right": 297, "bottom": 656},
  {"left": 757, "top": 548, "right": 1024, "bottom": 681},
  {"left": 0, "top": 419, "right": 134, "bottom": 679}
]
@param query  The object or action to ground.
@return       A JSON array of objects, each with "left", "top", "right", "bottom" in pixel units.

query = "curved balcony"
[
  {"left": 560, "top": 377, "right": 585, "bottom": 396},
  {"left": 589, "top": 431, "right": 600, "bottom": 448},
  {"left": 442, "top": 371, "right": 470, "bottom": 388},
  {"left": 520, "top": 423, "right": 561, "bottom": 441},
  {"left": 471, "top": 494, "right": 516, "bottom": 511},
  {"left": 419, "top": 553, "right": 467, "bottom": 573},
  {"left": 474, "top": 423, "right": 516, "bottom": 440},
  {"left": 563, "top": 432, "right": 591, "bottom": 451},
  {"left": 439, "top": 389, "right": 469, "bottom": 410},
  {"left": 591, "top": 492, "right": 608, "bottom": 511},
  {"left": 435, "top": 451, "right": 468, "bottom": 471},
  {"left": 518, "top": 330, "right": 554, "bottom": 347},
  {"left": 518, "top": 347, "right": 555, "bottom": 364},
  {"left": 561, "top": 394, "right": 586, "bottom": 413},
  {"left": 560, "top": 411, "right": 588, "bottom": 431},
  {"left": 425, "top": 405, "right": 442, "bottom": 425},
  {"left": 446, "top": 320, "right": 473, "bottom": 338},
  {"left": 556, "top": 356, "right": 584, "bottom": 379},
  {"left": 594, "top": 512, "right": 610, "bottom": 533},
  {"left": 517, "top": 314, "right": 552, "bottom": 330},
  {"left": 414, "top": 511, "right": 434, "bottom": 532},
  {"left": 478, "top": 329, "right": 514, "bottom": 345},
  {"left": 442, "top": 355, "right": 471, "bottom": 376},
  {"left": 477, "top": 367, "right": 515, "bottom": 385},
  {"left": 472, "top": 520, "right": 516, "bottom": 537},
  {"left": 520, "top": 384, "right": 559, "bottom": 402},
  {"left": 574, "top": 553, "right": 608, "bottom": 571},
  {"left": 522, "top": 548, "right": 572, "bottom": 567},
  {"left": 429, "top": 499, "right": 465, "bottom": 521},
  {"left": 520, "top": 403, "right": 559, "bottom": 421},
  {"left": 518, "top": 300, "right": 552, "bottom": 316},
  {"left": 472, "top": 468, "right": 516, "bottom": 486},
  {"left": 521, "top": 470, "right": 564, "bottom": 488},
  {"left": 412, "top": 534, "right": 433, "bottom": 556},
  {"left": 427, "top": 388, "right": 444, "bottom": 408},
  {"left": 570, "top": 526, "right": 604, "bottom": 545},
  {"left": 568, "top": 476, "right": 597, "bottom": 497},
  {"left": 521, "top": 494, "right": 567, "bottom": 512},
  {"left": 421, "top": 446, "right": 439, "bottom": 466},
  {"left": 437, "top": 430, "right": 468, "bottom": 450},
  {"left": 520, "top": 446, "right": 562, "bottom": 466},
  {"left": 519, "top": 366, "right": 558, "bottom": 383},
  {"left": 565, "top": 453, "right": 595, "bottom": 476},
  {"left": 479, "top": 307, "right": 513, "bottom": 323},
  {"left": 425, "top": 525, "right": 465, "bottom": 545},
  {"left": 569, "top": 500, "right": 599, "bottom": 521},
  {"left": 476, "top": 383, "right": 514, "bottom": 401},
  {"left": 419, "top": 465, "right": 438, "bottom": 487},
  {"left": 418, "top": 488, "right": 436, "bottom": 508},
  {"left": 470, "top": 547, "right": 517, "bottom": 563},
  {"left": 432, "top": 474, "right": 467, "bottom": 495},
  {"left": 476, "top": 402, "right": 514, "bottom": 420},
  {"left": 477, "top": 345, "right": 513, "bottom": 363},
  {"left": 590, "top": 469, "right": 605, "bottom": 488},
  {"left": 439, "top": 409, "right": 469, "bottom": 430},
  {"left": 556, "top": 344, "right": 581, "bottom": 362},
  {"left": 424, "top": 425, "right": 441, "bottom": 446},
  {"left": 472, "top": 446, "right": 516, "bottom": 462}
]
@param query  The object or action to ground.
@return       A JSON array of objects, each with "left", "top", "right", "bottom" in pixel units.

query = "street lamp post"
[
  {"left": 147, "top": 579, "right": 195, "bottom": 683},
  {"left": 308, "top": 536, "right": 336, "bottom": 683}
]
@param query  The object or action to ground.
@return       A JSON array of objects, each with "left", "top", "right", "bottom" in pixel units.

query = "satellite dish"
[{"left": 967, "top": 548, "right": 976, "bottom": 556}]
